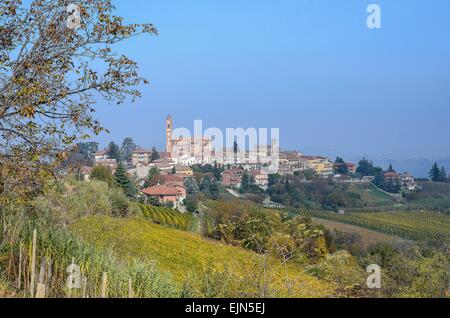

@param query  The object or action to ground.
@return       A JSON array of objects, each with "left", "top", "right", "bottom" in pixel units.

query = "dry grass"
[{"left": 71, "top": 216, "right": 337, "bottom": 298}]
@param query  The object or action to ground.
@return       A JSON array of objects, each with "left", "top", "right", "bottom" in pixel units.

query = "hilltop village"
[{"left": 74, "top": 115, "right": 421, "bottom": 211}]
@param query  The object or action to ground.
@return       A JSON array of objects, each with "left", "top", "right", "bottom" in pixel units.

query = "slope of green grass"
[
  {"left": 348, "top": 184, "right": 397, "bottom": 208},
  {"left": 71, "top": 216, "right": 336, "bottom": 298}
]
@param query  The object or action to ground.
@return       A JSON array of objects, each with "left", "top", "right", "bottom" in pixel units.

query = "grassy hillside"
[
  {"left": 71, "top": 216, "right": 336, "bottom": 298},
  {"left": 347, "top": 184, "right": 397, "bottom": 209}
]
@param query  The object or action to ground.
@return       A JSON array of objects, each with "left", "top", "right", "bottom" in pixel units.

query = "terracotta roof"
[
  {"left": 161, "top": 174, "right": 183, "bottom": 183},
  {"left": 384, "top": 172, "right": 399, "bottom": 177},
  {"left": 132, "top": 149, "right": 152, "bottom": 154},
  {"left": 141, "top": 185, "right": 179, "bottom": 196},
  {"left": 165, "top": 181, "right": 186, "bottom": 188}
]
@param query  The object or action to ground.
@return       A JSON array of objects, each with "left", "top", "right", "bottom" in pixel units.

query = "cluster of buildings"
[
  {"left": 88, "top": 115, "right": 419, "bottom": 206},
  {"left": 384, "top": 171, "right": 418, "bottom": 191}
]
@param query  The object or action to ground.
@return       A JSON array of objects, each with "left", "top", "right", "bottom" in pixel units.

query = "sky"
[{"left": 92, "top": 0, "right": 450, "bottom": 160}]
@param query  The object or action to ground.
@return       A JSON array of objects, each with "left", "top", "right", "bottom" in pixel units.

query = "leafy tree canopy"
[{"left": 0, "top": 0, "right": 157, "bottom": 200}]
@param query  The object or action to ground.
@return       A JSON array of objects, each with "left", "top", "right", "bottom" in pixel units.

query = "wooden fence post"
[
  {"left": 18, "top": 242, "right": 22, "bottom": 290},
  {"left": 82, "top": 276, "right": 87, "bottom": 298},
  {"left": 35, "top": 257, "right": 47, "bottom": 298},
  {"left": 30, "top": 229, "right": 37, "bottom": 298},
  {"left": 101, "top": 272, "right": 108, "bottom": 298},
  {"left": 128, "top": 278, "right": 134, "bottom": 298}
]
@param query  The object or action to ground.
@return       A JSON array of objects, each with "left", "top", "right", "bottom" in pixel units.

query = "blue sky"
[{"left": 93, "top": 0, "right": 450, "bottom": 160}]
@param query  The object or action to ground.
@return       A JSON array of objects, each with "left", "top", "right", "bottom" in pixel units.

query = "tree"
[
  {"left": 144, "top": 167, "right": 159, "bottom": 188},
  {"left": 184, "top": 178, "right": 199, "bottom": 195},
  {"left": 120, "top": 137, "right": 137, "bottom": 164},
  {"left": 114, "top": 162, "right": 135, "bottom": 198},
  {"left": 335, "top": 157, "right": 349, "bottom": 175},
  {"left": 200, "top": 176, "right": 211, "bottom": 195},
  {"left": 150, "top": 147, "right": 160, "bottom": 162},
  {"left": 63, "top": 142, "right": 98, "bottom": 170},
  {"left": 107, "top": 142, "right": 121, "bottom": 162},
  {"left": 388, "top": 164, "right": 396, "bottom": 173},
  {"left": 240, "top": 172, "right": 255, "bottom": 193},
  {"left": 268, "top": 174, "right": 283, "bottom": 187},
  {"left": 90, "top": 165, "right": 114, "bottom": 186},
  {"left": 210, "top": 181, "right": 220, "bottom": 200},
  {"left": 356, "top": 158, "right": 375, "bottom": 176},
  {"left": 440, "top": 166, "right": 448, "bottom": 183},
  {"left": 373, "top": 167, "right": 385, "bottom": 189},
  {"left": 429, "top": 163, "right": 441, "bottom": 182},
  {"left": 77, "top": 142, "right": 99, "bottom": 164},
  {"left": 184, "top": 195, "right": 198, "bottom": 213},
  {"left": 0, "top": 0, "right": 157, "bottom": 201}
]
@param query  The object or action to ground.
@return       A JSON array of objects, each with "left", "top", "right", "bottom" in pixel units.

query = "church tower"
[{"left": 166, "top": 115, "right": 173, "bottom": 154}]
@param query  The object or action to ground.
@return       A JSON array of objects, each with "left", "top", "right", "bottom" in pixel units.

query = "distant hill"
[
  {"left": 339, "top": 157, "right": 450, "bottom": 178},
  {"left": 295, "top": 145, "right": 450, "bottom": 178},
  {"left": 370, "top": 158, "right": 450, "bottom": 178}
]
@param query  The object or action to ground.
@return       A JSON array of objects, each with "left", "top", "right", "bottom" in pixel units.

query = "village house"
[
  {"left": 95, "top": 159, "right": 118, "bottom": 172},
  {"left": 300, "top": 156, "right": 334, "bottom": 177},
  {"left": 165, "top": 181, "right": 187, "bottom": 198},
  {"left": 346, "top": 163, "right": 357, "bottom": 174},
  {"left": 250, "top": 170, "right": 269, "bottom": 190},
  {"left": 131, "top": 149, "right": 153, "bottom": 166},
  {"left": 175, "top": 165, "right": 194, "bottom": 176},
  {"left": 221, "top": 168, "right": 245, "bottom": 188},
  {"left": 334, "top": 162, "right": 357, "bottom": 175},
  {"left": 153, "top": 158, "right": 176, "bottom": 174},
  {"left": 141, "top": 184, "right": 186, "bottom": 208},
  {"left": 399, "top": 172, "right": 418, "bottom": 191},
  {"left": 94, "top": 149, "right": 108, "bottom": 162},
  {"left": 383, "top": 171, "right": 400, "bottom": 183}
]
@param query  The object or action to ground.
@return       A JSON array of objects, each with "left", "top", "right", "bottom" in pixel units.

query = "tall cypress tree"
[
  {"left": 429, "top": 162, "right": 441, "bottom": 182},
  {"left": 114, "top": 162, "right": 135, "bottom": 197}
]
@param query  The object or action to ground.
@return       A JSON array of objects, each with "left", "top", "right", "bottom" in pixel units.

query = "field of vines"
[
  {"left": 139, "top": 204, "right": 193, "bottom": 231},
  {"left": 281, "top": 208, "right": 450, "bottom": 242}
]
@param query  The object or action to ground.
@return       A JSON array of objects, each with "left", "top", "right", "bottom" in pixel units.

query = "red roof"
[
  {"left": 165, "top": 181, "right": 185, "bottom": 188},
  {"left": 141, "top": 185, "right": 179, "bottom": 196},
  {"left": 384, "top": 172, "right": 399, "bottom": 178},
  {"left": 132, "top": 149, "right": 152, "bottom": 154},
  {"left": 161, "top": 174, "right": 183, "bottom": 183}
]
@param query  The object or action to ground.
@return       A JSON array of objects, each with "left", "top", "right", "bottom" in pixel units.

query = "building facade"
[{"left": 166, "top": 115, "right": 213, "bottom": 165}]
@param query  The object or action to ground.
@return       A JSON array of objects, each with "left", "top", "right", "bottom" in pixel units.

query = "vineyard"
[
  {"left": 139, "top": 205, "right": 193, "bottom": 231},
  {"left": 281, "top": 208, "right": 450, "bottom": 242}
]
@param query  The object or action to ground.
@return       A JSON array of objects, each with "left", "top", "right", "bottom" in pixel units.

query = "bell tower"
[{"left": 166, "top": 115, "right": 173, "bottom": 154}]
